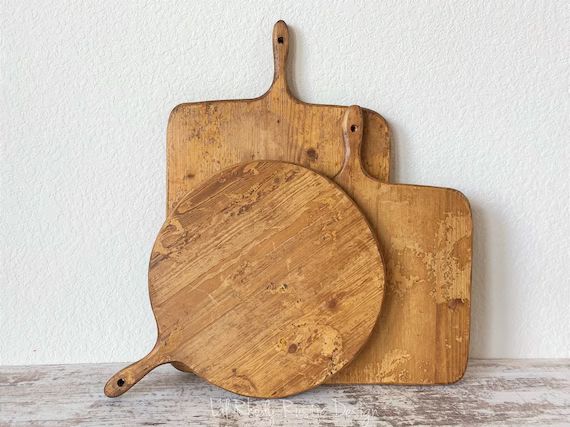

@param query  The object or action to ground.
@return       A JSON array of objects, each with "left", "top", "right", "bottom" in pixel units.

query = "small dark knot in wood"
[{"left": 306, "top": 148, "right": 318, "bottom": 161}]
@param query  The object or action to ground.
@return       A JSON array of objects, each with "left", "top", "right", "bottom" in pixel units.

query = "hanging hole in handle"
[
  {"left": 117, "top": 378, "right": 125, "bottom": 387},
  {"left": 277, "top": 36, "right": 284, "bottom": 44},
  {"left": 350, "top": 124, "right": 358, "bottom": 133}
]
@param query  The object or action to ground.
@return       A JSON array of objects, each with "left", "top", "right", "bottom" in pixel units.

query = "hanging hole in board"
[
  {"left": 277, "top": 37, "right": 284, "bottom": 44},
  {"left": 350, "top": 125, "right": 358, "bottom": 133},
  {"left": 117, "top": 378, "right": 125, "bottom": 387}
]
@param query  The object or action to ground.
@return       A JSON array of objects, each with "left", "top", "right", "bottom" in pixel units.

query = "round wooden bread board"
[{"left": 105, "top": 161, "right": 385, "bottom": 398}]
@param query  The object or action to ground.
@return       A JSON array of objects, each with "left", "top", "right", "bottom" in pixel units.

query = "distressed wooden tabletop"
[{"left": 1, "top": 359, "right": 568, "bottom": 426}]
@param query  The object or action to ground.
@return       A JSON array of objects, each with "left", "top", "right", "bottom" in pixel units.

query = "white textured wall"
[{"left": 1, "top": 0, "right": 569, "bottom": 365}]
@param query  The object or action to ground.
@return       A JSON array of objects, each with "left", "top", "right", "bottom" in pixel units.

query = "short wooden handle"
[
  {"left": 104, "top": 346, "right": 167, "bottom": 398},
  {"left": 336, "top": 105, "right": 367, "bottom": 181},
  {"left": 272, "top": 20, "right": 289, "bottom": 91}
]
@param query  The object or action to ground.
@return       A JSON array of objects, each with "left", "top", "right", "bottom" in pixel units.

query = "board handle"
[
  {"left": 104, "top": 344, "right": 169, "bottom": 397},
  {"left": 271, "top": 20, "right": 290, "bottom": 92},
  {"left": 335, "top": 105, "right": 369, "bottom": 184}
]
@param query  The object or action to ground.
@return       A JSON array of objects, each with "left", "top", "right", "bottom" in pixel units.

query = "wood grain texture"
[
  {"left": 166, "top": 20, "right": 391, "bottom": 215},
  {"left": 327, "top": 107, "right": 472, "bottom": 384},
  {"left": 167, "top": 21, "right": 471, "bottom": 384},
  {"left": 105, "top": 161, "right": 385, "bottom": 398},
  {"left": 2, "top": 360, "right": 569, "bottom": 426}
]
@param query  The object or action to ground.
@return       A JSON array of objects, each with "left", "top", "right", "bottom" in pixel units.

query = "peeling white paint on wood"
[{"left": 1, "top": 359, "right": 568, "bottom": 425}]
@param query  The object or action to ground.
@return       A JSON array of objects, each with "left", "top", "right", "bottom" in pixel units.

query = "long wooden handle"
[
  {"left": 271, "top": 20, "right": 290, "bottom": 92},
  {"left": 104, "top": 345, "right": 169, "bottom": 397},
  {"left": 335, "top": 105, "right": 368, "bottom": 185}
]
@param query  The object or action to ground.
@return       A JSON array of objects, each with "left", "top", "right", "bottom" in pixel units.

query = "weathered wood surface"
[
  {"left": 329, "top": 107, "right": 472, "bottom": 385},
  {"left": 166, "top": 21, "right": 391, "bottom": 216},
  {"left": 1, "top": 360, "right": 568, "bottom": 426},
  {"left": 168, "top": 21, "right": 471, "bottom": 385},
  {"left": 106, "top": 161, "right": 385, "bottom": 398}
]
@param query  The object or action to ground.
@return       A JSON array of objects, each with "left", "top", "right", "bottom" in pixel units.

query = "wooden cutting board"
[
  {"left": 166, "top": 20, "right": 390, "bottom": 215},
  {"left": 166, "top": 21, "right": 472, "bottom": 384},
  {"left": 106, "top": 161, "right": 385, "bottom": 398},
  {"left": 329, "top": 107, "right": 472, "bottom": 384}
]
